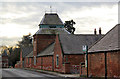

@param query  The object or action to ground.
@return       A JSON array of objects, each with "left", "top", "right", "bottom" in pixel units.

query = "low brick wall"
[{"left": 88, "top": 51, "right": 120, "bottom": 77}]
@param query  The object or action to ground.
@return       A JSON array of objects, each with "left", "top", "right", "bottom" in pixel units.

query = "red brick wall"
[
  {"left": 64, "top": 55, "right": 84, "bottom": 65},
  {"left": 42, "top": 56, "right": 53, "bottom": 71},
  {"left": 20, "top": 49, "right": 23, "bottom": 68},
  {"left": 20, "top": 50, "right": 22, "bottom": 62},
  {"left": 107, "top": 51, "right": 120, "bottom": 77},
  {"left": 36, "top": 57, "right": 42, "bottom": 69},
  {"left": 36, "top": 56, "right": 53, "bottom": 71},
  {"left": 31, "top": 58, "right": 34, "bottom": 68},
  {"left": 80, "top": 65, "right": 87, "bottom": 76},
  {"left": 54, "top": 35, "right": 64, "bottom": 73},
  {"left": 24, "top": 57, "right": 33, "bottom": 68},
  {"left": 2, "top": 56, "right": 8, "bottom": 68},
  {"left": 88, "top": 53, "right": 105, "bottom": 77},
  {"left": 33, "top": 34, "right": 56, "bottom": 57},
  {"left": 88, "top": 51, "right": 120, "bottom": 77},
  {"left": 25, "top": 57, "right": 28, "bottom": 68},
  {"left": 64, "top": 54, "right": 85, "bottom": 74},
  {"left": 62, "top": 62, "right": 71, "bottom": 73}
]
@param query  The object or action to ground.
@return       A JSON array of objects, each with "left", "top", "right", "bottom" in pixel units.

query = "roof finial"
[{"left": 50, "top": 5, "right": 52, "bottom": 13}]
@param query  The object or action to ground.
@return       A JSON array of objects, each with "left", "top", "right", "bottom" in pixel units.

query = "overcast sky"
[{"left": 0, "top": 1, "right": 119, "bottom": 46}]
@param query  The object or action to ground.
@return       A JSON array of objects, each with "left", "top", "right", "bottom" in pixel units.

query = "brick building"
[
  {"left": 87, "top": 24, "right": 120, "bottom": 77},
  {"left": 2, "top": 52, "right": 8, "bottom": 68},
  {"left": 29, "top": 13, "right": 102, "bottom": 73},
  {"left": 17, "top": 12, "right": 103, "bottom": 74},
  {"left": 19, "top": 45, "right": 33, "bottom": 68},
  {"left": 53, "top": 34, "right": 103, "bottom": 73},
  {"left": 32, "top": 13, "right": 69, "bottom": 69}
]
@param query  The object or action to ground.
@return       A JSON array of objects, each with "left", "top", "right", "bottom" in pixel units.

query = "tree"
[
  {"left": 8, "top": 47, "right": 13, "bottom": 55},
  {"left": 64, "top": 20, "right": 76, "bottom": 34},
  {"left": 8, "top": 47, "right": 20, "bottom": 67},
  {"left": 17, "top": 33, "right": 32, "bottom": 47},
  {"left": 0, "top": 46, "right": 8, "bottom": 54}
]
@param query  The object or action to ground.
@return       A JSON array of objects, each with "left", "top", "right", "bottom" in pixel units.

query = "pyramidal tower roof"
[
  {"left": 34, "top": 13, "right": 70, "bottom": 35},
  {"left": 40, "top": 13, "right": 64, "bottom": 25},
  {"left": 88, "top": 24, "right": 120, "bottom": 53}
]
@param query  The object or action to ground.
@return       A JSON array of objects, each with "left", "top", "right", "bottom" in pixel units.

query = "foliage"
[
  {"left": 8, "top": 47, "right": 20, "bottom": 67},
  {"left": 64, "top": 20, "right": 76, "bottom": 34},
  {"left": 1, "top": 34, "right": 33, "bottom": 67},
  {"left": 17, "top": 34, "right": 33, "bottom": 47},
  {"left": 0, "top": 46, "right": 8, "bottom": 54}
]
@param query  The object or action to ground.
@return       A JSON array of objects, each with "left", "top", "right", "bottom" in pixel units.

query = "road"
[
  {"left": 2, "top": 68, "right": 92, "bottom": 79},
  {"left": 2, "top": 68, "right": 59, "bottom": 79},
  {"left": 2, "top": 68, "right": 81, "bottom": 79}
]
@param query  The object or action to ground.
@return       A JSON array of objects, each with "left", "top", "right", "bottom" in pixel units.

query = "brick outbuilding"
[
  {"left": 88, "top": 24, "right": 120, "bottom": 78},
  {"left": 53, "top": 34, "right": 103, "bottom": 74},
  {"left": 1, "top": 52, "right": 8, "bottom": 68},
  {"left": 20, "top": 45, "right": 33, "bottom": 68}
]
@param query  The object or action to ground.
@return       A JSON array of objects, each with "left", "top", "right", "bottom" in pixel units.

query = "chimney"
[
  {"left": 99, "top": 27, "right": 101, "bottom": 35},
  {"left": 94, "top": 28, "right": 97, "bottom": 35}
]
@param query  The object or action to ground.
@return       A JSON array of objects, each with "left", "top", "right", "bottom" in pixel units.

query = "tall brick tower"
[{"left": 33, "top": 13, "right": 70, "bottom": 65}]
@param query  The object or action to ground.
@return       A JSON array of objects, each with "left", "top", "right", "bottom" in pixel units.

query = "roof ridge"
[
  {"left": 88, "top": 24, "right": 120, "bottom": 52},
  {"left": 58, "top": 34, "right": 64, "bottom": 54}
]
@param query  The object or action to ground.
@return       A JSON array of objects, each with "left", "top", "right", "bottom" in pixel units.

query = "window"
[
  {"left": 66, "top": 55, "right": 68, "bottom": 63},
  {"left": 34, "top": 56, "right": 36, "bottom": 65},
  {"left": 56, "top": 55, "right": 59, "bottom": 66},
  {"left": 49, "top": 26, "right": 56, "bottom": 28}
]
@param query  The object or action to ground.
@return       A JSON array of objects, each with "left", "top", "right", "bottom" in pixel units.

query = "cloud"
[
  {"left": 0, "top": 0, "right": 119, "bottom": 2},
  {"left": 60, "top": 2, "right": 118, "bottom": 34},
  {"left": 0, "top": 2, "right": 118, "bottom": 46},
  {"left": 0, "top": 36, "right": 21, "bottom": 46}
]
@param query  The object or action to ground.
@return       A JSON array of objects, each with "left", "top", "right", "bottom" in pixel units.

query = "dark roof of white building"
[
  {"left": 88, "top": 24, "right": 120, "bottom": 53},
  {"left": 59, "top": 34, "right": 103, "bottom": 54},
  {"left": 40, "top": 13, "right": 64, "bottom": 25}
]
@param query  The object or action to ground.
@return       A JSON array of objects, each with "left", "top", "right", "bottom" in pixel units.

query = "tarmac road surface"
[
  {"left": 2, "top": 68, "right": 58, "bottom": 79},
  {"left": 2, "top": 68, "right": 90, "bottom": 79}
]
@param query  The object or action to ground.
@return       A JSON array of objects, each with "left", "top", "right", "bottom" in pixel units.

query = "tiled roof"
[
  {"left": 40, "top": 13, "right": 63, "bottom": 25},
  {"left": 37, "top": 42, "right": 55, "bottom": 57},
  {"left": 88, "top": 24, "right": 120, "bottom": 53},
  {"left": 26, "top": 51, "right": 33, "bottom": 58},
  {"left": 59, "top": 34, "right": 103, "bottom": 54},
  {"left": 35, "top": 28, "right": 70, "bottom": 34},
  {"left": 22, "top": 45, "right": 33, "bottom": 58}
]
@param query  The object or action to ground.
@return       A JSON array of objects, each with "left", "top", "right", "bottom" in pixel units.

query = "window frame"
[{"left": 56, "top": 55, "right": 59, "bottom": 67}]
